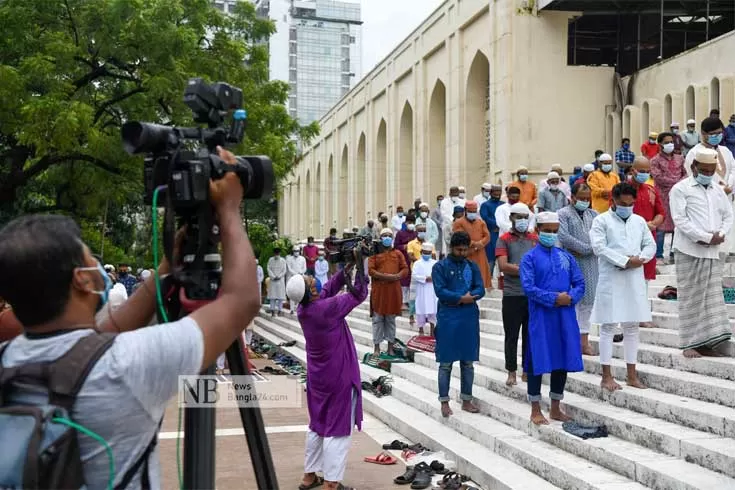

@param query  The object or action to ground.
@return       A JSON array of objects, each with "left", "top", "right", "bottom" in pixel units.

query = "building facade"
[
  {"left": 253, "top": 0, "right": 362, "bottom": 124},
  {"left": 279, "top": 0, "right": 735, "bottom": 240}
]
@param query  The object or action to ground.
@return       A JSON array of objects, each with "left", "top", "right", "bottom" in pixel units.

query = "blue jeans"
[
  {"left": 438, "top": 361, "right": 474, "bottom": 402},
  {"left": 526, "top": 349, "right": 567, "bottom": 402},
  {"left": 656, "top": 231, "right": 674, "bottom": 259}
]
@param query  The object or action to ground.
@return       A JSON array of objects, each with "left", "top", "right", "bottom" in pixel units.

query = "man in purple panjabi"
[{"left": 286, "top": 260, "right": 368, "bottom": 490}]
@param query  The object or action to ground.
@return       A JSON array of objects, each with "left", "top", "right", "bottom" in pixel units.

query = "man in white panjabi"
[
  {"left": 286, "top": 246, "right": 307, "bottom": 313},
  {"left": 590, "top": 181, "right": 656, "bottom": 392},
  {"left": 670, "top": 148, "right": 734, "bottom": 358},
  {"left": 267, "top": 247, "right": 287, "bottom": 316},
  {"left": 411, "top": 242, "right": 438, "bottom": 336}
]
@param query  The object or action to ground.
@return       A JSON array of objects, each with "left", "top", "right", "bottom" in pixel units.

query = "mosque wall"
[{"left": 280, "top": 1, "right": 616, "bottom": 239}]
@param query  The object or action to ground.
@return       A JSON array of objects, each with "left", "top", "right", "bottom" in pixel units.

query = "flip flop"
[
  {"left": 298, "top": 475, "right": 324, "bottom": 490},
  {"left": 394, "top": 466, "right": 417, "bottom": 485},
  {"left": 364, "top": 451, "right": 397, "bottom": 465},
  {"left": 382, "top": 439, "right": 409, "bottom": 450}
]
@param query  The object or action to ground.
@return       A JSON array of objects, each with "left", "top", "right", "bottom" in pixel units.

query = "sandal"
[
  {"left": 298, "top": 475, "right": 324, "bottom": 490},
  {"left": 394, "top": 465, "right": 417, "bottom": 485},
  {"left": 401, "top": 448, "right": 417, "bottom": 461},
  {"left": 429, "top": 460, "right": 447, "bottom": 474},
  {"left": 364, "top": 451, "right": 397, "bottom": 465},
  {"left": 382, "top": 439, "right": 409, "bottom": 450},
  {"left": 410, "top": 462, "right": 433, "bottom": 489}
]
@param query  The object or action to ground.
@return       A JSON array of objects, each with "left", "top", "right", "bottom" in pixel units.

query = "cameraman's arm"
[{"left": 320, "top": 268, "right": 346, "bottom": 298}]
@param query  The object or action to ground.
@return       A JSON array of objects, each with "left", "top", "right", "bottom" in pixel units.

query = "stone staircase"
[{"left": 252, "top": 262, "right": 735, "bottom": 490}]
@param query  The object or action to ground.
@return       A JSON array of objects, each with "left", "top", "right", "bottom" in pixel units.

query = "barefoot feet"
[
  {"left": 683, "top": 348, "right": 702, "bottom": 358},
  {"left": 505, "top": 371, "right": 517, "bottom": 387},
  {"left": 626, "top": 375, "right": 648, "bottom": 389},
  {"left": 530, "top": 403, "right": 549, "bottom": 425},
  {"left": 581, "top": 343, "right": 594, "bottom": 356},
  {"left": 601, "top": 375, "right": 622, "bottom": 391}
]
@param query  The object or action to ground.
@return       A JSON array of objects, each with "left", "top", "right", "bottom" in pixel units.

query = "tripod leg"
[
  {"left": 226, "top": 336, "right": 279, "bottom": 489},
  {"left": 183, "top": 365, "right": 217, "bottom": 489}
]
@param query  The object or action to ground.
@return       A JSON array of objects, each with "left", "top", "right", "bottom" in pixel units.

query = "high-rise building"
[{"left": 253, "top": 0, "right": 363, "bottom": 124}]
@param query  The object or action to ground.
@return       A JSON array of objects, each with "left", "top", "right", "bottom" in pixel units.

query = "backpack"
[{"left": 0, "top": 332, "right": 159, "bottom": 489}]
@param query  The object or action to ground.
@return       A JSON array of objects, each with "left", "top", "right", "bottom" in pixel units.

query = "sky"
[{"left": 359, "top": 0, "right": 445, "bottom": 75}]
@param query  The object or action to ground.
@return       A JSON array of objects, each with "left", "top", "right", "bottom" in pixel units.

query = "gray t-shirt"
[
  {"left": 496, "top": 232, "right": 538, "bottom": 296},
  {"left": 537, "top": 188, "right": 568, "bottom": 212},
  {"left": 1, "top": 317, "right": 204, "bottom": 489}
]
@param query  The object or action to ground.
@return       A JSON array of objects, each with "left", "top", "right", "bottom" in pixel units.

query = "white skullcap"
[
  {"left": 343, "top": 228, "right": 351, "bottom": 234},
  {"left": 421, "top": 242, "right": 434, "bottom": 253},
  {"left": 380, "top": 228, "right": 393, "bottom": 236},
  {"left": 419, "top": 202, "right": 429, "bottom": 208},
  {"left": 551, "top": 164, "right": 563, "bottom": 170},
  {"left": 547, "top": 171, "right": 560, "bottom": 180},
  {"left": 536, "top": 211, "right": 560, "bottom": 224},
  {"left": 293, "top": 245, "right": 300, "bottom": 251},
  {"left": 104, "top": 264, "right": 115, "bottom": 272},
  {"left": 140, "top": 270, "right": 152, "bottom": 280},
  {"left": 671, "top": 121, "right": 680, "bottom": 126},
  {"left": 509, "top": 202, "right": 530, "bottom": 215},
  {"left": 599, "top": 153, "right": 613, "bottom": 162},
  {"left": 286, "top": 275, "right": 307, "bottom": 304},
  {"left": 687, "top": 119, "right": 697, "bottom": 125},
  {"left": 583, "top": 163, "right": 595, "bottom": 172},
  {"left": 458, "top": 186, "right": 466, "bottom": 191},
  {"left": 694, "top": 147, "right": 719, "bottom": 165},
  {"left": 481, "top": 182, "right": 492, "bottom": 190},
  {"left": 517, "top": 166, "right": 528, "bottom": 172}
]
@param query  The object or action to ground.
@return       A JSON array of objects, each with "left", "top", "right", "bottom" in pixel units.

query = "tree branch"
[
  {"left": 63, "top": 0, "right": 79, "bottom": 46},
  {"left": 93, "top": 87, "right": 145, "bottom": 124}
]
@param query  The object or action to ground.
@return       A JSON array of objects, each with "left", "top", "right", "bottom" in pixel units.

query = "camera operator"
[
  {"left": 0, "top": 147, "right": 261, "bottom": 488},
  {"left": 285, "top": 251, "right": 368, "bottom": 490}
]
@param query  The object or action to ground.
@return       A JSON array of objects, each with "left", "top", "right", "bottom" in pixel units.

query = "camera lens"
[{"left": 121, "top": 122, "right": 175, "bottom": 155}]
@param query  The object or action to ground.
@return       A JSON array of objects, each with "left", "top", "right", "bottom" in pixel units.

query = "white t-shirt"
[{"left": 1, "top": 317, "right": 204, "bottom": 489}]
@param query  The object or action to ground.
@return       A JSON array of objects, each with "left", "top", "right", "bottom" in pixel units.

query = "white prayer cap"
[
  {"left": 380, "top": 228, "right": 393, "bottom": 236},
  {"left": 481, "top": 182, "right": 492, "bottom": 190},
  {"left": 599, "top": 153, "right": 613, "bottom": 162},
  {"left": 687, "top": 119, "right": 697, "bottom": 125},
  {"left": 421, "top": 242, "right": 434, "bottom": 253},
  {"left": 547, "top": 171, "right": 560, "bottom": 180},
  {"left": 104, "top": 264, "right": 115, "bottom": 272},
  {"left": 583, "top": 163, "right": 595, "bottom": 172},
  {"left": 286, "top": 275, "right": 307, "bottom": 304},
  {"left": 140, "top": 270, "right": 152, "bottom": 280},
  {"left": 292, "top": 245, "right": 300, "bottom": 252},
  {"left": 694, "top": 147, "right": 719, "bottom": 165},
  {"left": 458, "top": 186, "right": 466, "bottom": 191},
  {"left": 509, "top": 202, "right": 530, "bottom": 215},
  {"left": 536, "top": 211, "right": 560, "bottom": 224},
  {"left": 419, "top": 202, "right": 430, "bottom": 208},
  {"left": 517, "top": 165, "right": 528, "bottom": 172},
  {"left": 671, "top": 121, "right": 680, "bottom": 127},
  {"left": 551, "top": 164, "right": 563, "bottom": 171}
]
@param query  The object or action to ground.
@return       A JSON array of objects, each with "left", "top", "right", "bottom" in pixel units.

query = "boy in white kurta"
[
  {"left": 411, "top": 243, "right": 438, "bottom": 336},
  {"left": 314, "top": 251, "right": 329, "bottom": 286},
  {"left": 590, "top": 182, "right": 656, "bottom": 392}
]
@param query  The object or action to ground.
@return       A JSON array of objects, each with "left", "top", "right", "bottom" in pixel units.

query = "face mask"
[
  {"left": 601, "top": 164, "right": 613, "bottom": 173},
  {"left": 407, "top": 223, "right": 416, "bottom": 231},
  {"left": 482, "top": 191, "right": 490, "bottom": 198},
  {"left": 330, "top": 233, "right": 336, "bottom": 238},
  {"left": 293, "top": 251, "right": 300, "bottom": 256},
  {"left": 466, "top": 212, "right": 478, "bottom": 221},
  {"left": 519, "top": 175, "right": 528, "bottom": 182},
  {"left": 421, "top": 253, "right": 432, "bottom": 261},
  {"left": 695, "top": 172, "right": 713, "bottom": 186},
  {"left": 648, "top": 139, "right": 656, "bottom": 144},
  {"left": 623, "top": 143, "right": 630, "bottom": 150},
  {"left": 318, "top": 256, "right": 325, "bottom": 261},
  {"left": 549, "top": 184, "right": 559, "bottom": 191},
  {"left": 614, "top": 205, "right": 633, "bottom": 219},
  {"left": 437, "top": 200, "right": 443, "bottom": 207},
  {"left": 634, "top": 172, "right": 649, "bottom": 183},
  {"left": 119, "top": 271, "right": 128, "bottom": 278},
  {"left": 79, "top": 262, "right": 113, "bottom": 312},
  {"left": 381, "top": 237, "right": 393, "bottom": 247},
  {"left": 397, "top": 211, "right": 404, "bottom": 217},
  {"left": 538, "top": 232, "right": 557, "bottom": 248},
  {"left": 417, "top": 232, "right": 426, "bottom": 240},
  {"left": 708, "top": 134, "right": 723, "bottom": 146},
  {"left": 420, "top": 211, "right": 428, "bottom": 219},
  {"left": 514, "top": 218, "right": 529, "bottom": 233},
  {"left": 662, "top": 143, "right": 675, "bottom": 154},
  {"left": 451, "top": 196, "right": 459, "bottom": 203},
  {"left": 458, "top": 192, "right": 466, "bottom": 199},
  {"left": 574, "top": 200, "right": 590, "bottom": 211},
  {"left": 508, "top": 198, "right": 519, "bottom": 205},
  {"left": 730, "top": 122, "right": 735, "bottom": 127},
  {"left": 491, "top": 195, "right": 500, "bottom": 201},
  {"left": 672, "top": 129, "right": 679, "bottom": 134}
]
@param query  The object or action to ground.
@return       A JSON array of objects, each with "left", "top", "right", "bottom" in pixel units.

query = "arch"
[
  {"left": 664, "top": 94, "right": 673, "bottom": 128},
  {"left": 356, "top": 133, "right": 366, "bottom": 225},
  {"left": 315, "top": 161, "right": 322, "bottom": 236},
  {"left": 326, "top": 155, "right": 334, "bottom": 230},
  {"left": 428, "top": 80, "right": 447, "bottom": 202},
  {"left": 641, "top": 101, "right": 650, "bottom": 141},
  {"left": 711, "top": 77, "right": 721, "bottom": 112},
  {"left": 623, "top": 107, "right": 632, "bottom": 141},
  {"left": 340, "top": 144, "right": 349, "bottom": 228},
  {"left": 464, "top": 51, "right": 490, "bottom": 187},
  {"left": 375, "top": 119, "right": 387, "bottom": 217},
  {"left": 399, "top": 102, "right": 414, "bottom": 207},
  {"left": 686, "top": 85, "right": 695, "bottom": 121}
]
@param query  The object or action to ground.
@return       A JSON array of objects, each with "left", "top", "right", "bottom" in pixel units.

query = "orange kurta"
[
  {"left": 368, "top": 249, "right": 408, "bottom": 316},
  {"left": 509, "top": 180, "right": 538, "bottom": 207},
  {"left": 453, "top": 217, "right": 492, "bottom": 287}
]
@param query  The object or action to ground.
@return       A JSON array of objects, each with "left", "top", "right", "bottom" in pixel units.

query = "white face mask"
[
  {"left": 662, "top": 142, "right": 675, "bottom": 154},
  {"left": 458, "top": 192, "right": 466, "bottom": 199},
  {"left": 549, "top": 184, "right": 559, "bottom": 191}
]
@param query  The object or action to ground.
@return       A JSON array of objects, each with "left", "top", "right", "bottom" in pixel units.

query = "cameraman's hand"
[{"left": 209, "top": 146, "right": 243, "bottom": 213}]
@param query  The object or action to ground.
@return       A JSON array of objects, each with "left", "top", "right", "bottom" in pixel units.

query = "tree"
[{"left": 0, "top": 0, "right": 318, "bottom": 225}]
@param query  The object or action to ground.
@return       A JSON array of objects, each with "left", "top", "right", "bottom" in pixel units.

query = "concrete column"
[
  {"left": 492, "top": 1, "right": 513, "bottom": 185},
  {"left": 720, "top": 77, "right": 735, "bottom": 119},
  {"left": 447, "top": 31, "right": 462, "bottom": 185}
]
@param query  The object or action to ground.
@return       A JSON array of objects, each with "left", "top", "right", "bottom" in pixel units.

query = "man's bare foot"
[
  {"left": 683, "top": 349, "right": 703, "bottom": 358},
  {"left": 521, "top": 373, "right": 528, "bottom": 383},
  {"left": 462, "top": 400, "right": 480, "bottom": 413},
  {"left": 639, "top": 322, "right": 655, "bottom": 328},
  {"left": 441, "top": 402, "right": 453, "bottom": 418},
  {"left": 418, "top": 328, "right": 425, "bottom": 336},
  {"left": 581, "top": 344, "right": 594, "bottom": 356},
  {"left": 601, "top": 376, "right": 622, "bottom": 391},
  {"left": 531, "top": 411, "right": 549, "bottom": 425},
  {"left": 697, "top": 347, "right": 725, "bottom": 357},
  {"left": 549, "top": 408, "right": 572, "bottom": 422},
  {"left": 505, "top": 372, "right": 517, "bottom": 386},
  {"left": 627, "top": 376, "right": 648, "bottom": 389}
]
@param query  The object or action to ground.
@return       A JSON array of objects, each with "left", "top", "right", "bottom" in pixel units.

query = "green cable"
[
  {"left": 177, "top": 405, "right": 183, "bottom": 489},
  {"left": 52, "top": 417, "right": 115, "bottom": 490}
]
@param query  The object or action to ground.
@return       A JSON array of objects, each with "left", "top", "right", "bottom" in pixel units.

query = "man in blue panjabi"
[
  {"left": 520, "top": 211, "right": 585, "bottom": 425},
  {"left": 479, "top": 184, "right": 504, "bottom": 289},
  {"left": 432, "top": 231, "right": 484, "bottom": 418}
]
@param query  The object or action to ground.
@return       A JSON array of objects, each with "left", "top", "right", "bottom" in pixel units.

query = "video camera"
[{"left": 327, "top": 234, "right": 380, "bottom": 265}]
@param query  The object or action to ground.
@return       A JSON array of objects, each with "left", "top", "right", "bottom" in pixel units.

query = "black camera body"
[{"left": 327, "top": 234, "right": 381, "bottom": 265}]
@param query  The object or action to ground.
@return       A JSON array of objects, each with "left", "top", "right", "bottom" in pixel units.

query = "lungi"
[{"left": 675, "top": 251, "right": 733, "bottom": 350}]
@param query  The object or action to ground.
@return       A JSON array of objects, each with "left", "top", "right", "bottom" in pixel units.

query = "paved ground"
[{"left": 158, "top": 359, "right": 407, "bottom": 489}]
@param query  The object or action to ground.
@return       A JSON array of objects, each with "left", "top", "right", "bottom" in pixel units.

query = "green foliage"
[
  {"left": 0, "top": 0, "right": 317, "bottom": 257},
  {"left": 247, "top": 220, "right": 292, "bottom": 275}
]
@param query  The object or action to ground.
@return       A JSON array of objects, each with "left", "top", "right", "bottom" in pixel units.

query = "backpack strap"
[{"left": 114, "top": 418, "right": 162, "bottom": 490}]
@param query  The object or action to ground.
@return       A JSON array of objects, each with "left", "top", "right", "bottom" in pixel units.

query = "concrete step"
[
  {"left": 251, "top": 319, "right": 564, "bottom": 490},
  {"left": 254, "top": 314, "right": 735, "bottom": 486},
  {"left": 348, "top": 307, "right": 735, "bottom": 408}
]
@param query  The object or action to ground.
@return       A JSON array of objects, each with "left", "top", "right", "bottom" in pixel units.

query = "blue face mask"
[
  {"left": 634, "top": 172, "right": 649, "bottom": 183},
  {"left": 381, "top": 237, "right": 393, "bottom": 247},
  {"left": 519, "top": 174, "right": 528, "bottom": 182},
  {"left": 601, "top": 164, "right": 613, "bottom": 173},
  {"left": 614, "top": 205, "right": 634, "bottom": 219},
  {"left": 708, "top": 133, "right": 723, "bottom": 146},
  {"left": 466, "top": 212, "right": 478, "bottom": 221},
  {"left": 623, "top": 143, "right": 630, "bottom": 150},
  {"left": 397, "top": 212, "right": 404, "bottom": 217},
  {"left": 421, "top": 253, "right": 432, "bottom": 261},
  {"left": 538, "top": 232, "right": 557, "bottom": 248},
  {"left": 79, "top": 262, "right": 113, "bottom": 312},
  {"left": 417, "top": 232, "right": 426, "bottom": 240},
  {"left": 315, "top": 278, "right": 322, "bottom": 294},
  {"left": 482, "top": 191, "right": 490, "bottom": 198},
  {"left": 514, "top": 218, "right": 529, "bottom": 233},
  {"left": 695, "top": 172, "right": 713, "bottom": 186},
  {"left": 574, "top": 200, "right": 590, "bottom": 211}
]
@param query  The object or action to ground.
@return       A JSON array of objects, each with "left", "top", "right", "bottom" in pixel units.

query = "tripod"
[{"left": 160, "top": 275, "right": 279, "bottom": 490}]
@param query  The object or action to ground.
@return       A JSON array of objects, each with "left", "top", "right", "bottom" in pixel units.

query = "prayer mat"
[{"left": 407, "top": 335, "right": 436, "bottom": 353}]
